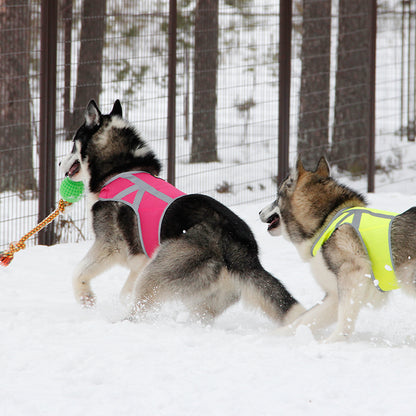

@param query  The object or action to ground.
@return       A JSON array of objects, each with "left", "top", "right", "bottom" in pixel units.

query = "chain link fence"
[{"left": 1, "top": 0, "right": 415, "bottom": 250}]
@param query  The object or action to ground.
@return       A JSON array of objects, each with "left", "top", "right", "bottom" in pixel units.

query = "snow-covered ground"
[
  {"left": 2, "top": 5, "right": 416, "bottom": 413},
  {"left": 2, "top": 191, "right": 416, "bottom": 416}
]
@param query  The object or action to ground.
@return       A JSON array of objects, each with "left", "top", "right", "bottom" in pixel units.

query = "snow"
[
  {"left": 2, "top": 3, "right": 416, "bottom": 413},
  {"left": 2, "top": 192, "right": 416, "bottom": 415}
]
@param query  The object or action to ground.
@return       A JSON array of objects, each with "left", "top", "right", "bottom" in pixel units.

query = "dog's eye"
[
  {"left": 278, "top": 176, "right": 294, "bottom": 197},
  {"left": 285, "top": 177, "right": 294, "bottom": 188},
  {"left": 280, "top": 174, "right": 289, "bottom": 184}
]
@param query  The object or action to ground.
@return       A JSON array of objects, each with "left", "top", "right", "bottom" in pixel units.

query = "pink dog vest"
[{"left": 99, "top": 171, "right": 186, "bottom": 257}]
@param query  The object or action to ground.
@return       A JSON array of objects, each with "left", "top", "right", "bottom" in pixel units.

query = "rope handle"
[{"left": 0, "top": 199, "right": 72, "bottom": 267}]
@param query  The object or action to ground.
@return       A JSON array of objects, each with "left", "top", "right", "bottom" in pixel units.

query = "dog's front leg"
[
  {"left": 325, "top": 262, "right": 382, "bottom": 343},
  {"left": 120, "top": 254, "right": 149, "bottom": 304},
  {"left": 73, "top": 242, "right": 116, "bottom": 307}
]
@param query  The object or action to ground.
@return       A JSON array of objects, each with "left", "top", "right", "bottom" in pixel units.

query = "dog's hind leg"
[
  {"left": 129, "top": 245, "right": 183, "bottom": 317},
  {"left": 129, "top": 238, "right": 228, "bottom": 320},
  {"left": 120, "top": 254, "right": 149, "bottom": 305},
  {"left": 73, "top": 241, "right": 118, "bottom": 307},
  {"left": 189, "top": 291, "right": 241, "bottom": 323},
  {"left": 129, "top": 260, "right": 170, "bottom": 317},
  {"left": 186, "top": 270, "right": 241, "bottom": 322}
]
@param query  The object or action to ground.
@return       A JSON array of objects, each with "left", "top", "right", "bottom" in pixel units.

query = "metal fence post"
[
  {"left": 167, "top": 0, "right": 177, "bottom": 185},
  {"left": 38, "top": 0, "right": 58, "bottom": 245},
  {"left": 368, "top": 0, "right": 377, "bottom": 192},
  {"left": 278, "top": 0, "right": 292, "bottom": 184}
]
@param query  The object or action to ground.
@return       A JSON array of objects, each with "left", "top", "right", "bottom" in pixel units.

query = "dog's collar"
[{"left": 311, "top": 206, "right": 400, "bottom": 292}]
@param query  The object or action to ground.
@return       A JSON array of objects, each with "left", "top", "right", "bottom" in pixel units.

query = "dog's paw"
[
  {"left": 272, "top": 324, "right": 296, "bottom": 337},
  {"left": 79, "top": 292, "right": 96, "bottom": 308},
  {"left": 119, "top": 291, "right": 134, "bottom": 307},
  {"left": 122, "top": 310, "right": 139, "bottom": 323},
  {"left": 323, "top": 331, "right": 349, "bottom": 344}
]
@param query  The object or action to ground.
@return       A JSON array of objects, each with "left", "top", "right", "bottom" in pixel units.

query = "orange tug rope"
[{"left": 0, "top": 199, "right": 72, "bottom": 267}]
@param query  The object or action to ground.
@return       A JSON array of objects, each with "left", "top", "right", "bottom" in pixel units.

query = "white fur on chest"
[
  {"left": 294, "top": 240, "right": 338, "bottom": 296},
  {"left": 86, "top": 191, "right": 99, "bottom": 233}
]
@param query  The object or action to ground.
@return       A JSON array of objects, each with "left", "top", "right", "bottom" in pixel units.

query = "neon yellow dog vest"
[{"left": 311, "top": 207, "right": 399, "bottom": 292}]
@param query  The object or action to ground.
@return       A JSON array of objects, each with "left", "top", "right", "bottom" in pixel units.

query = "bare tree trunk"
[
  {"left": 62, "top": 0, "right": 73, "bottom": 135},
  {"left": 191, "top": 0, "right": 219, "bottom": 163},
  {"left": 0, "top": 0, "right": 36, "bottom": 193},
  {"left": 69, "top": 0, "right": 106, "bottom": 136},
  {"left": 298, "top": 0, "right": 331, "bottom": 169},
  {"left": 184, "top": 46, "right": 190, "bottom": 141},
  {"left": 332, "top": 0, "right": 370, "bottom": 174}
]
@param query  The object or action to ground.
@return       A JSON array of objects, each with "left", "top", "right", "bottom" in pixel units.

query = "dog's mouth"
[
  {"left": 66, "top": 160, "right": 81, "bottom": 178},
  {"left": 266, "top": 213, "right": 280, "bottom": 231}
]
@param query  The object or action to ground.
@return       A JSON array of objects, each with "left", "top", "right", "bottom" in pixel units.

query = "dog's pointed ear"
[
  {"left": 315, "top": 156, "right": 330, "bottom": 178},
  {"left": 296, "top": 157, "right": 306, "bottom": 177},
  {"left": 85, "top": 100, "right": 101, "bottom": 127},
  {"left": 110, "top": 99, "right": 122, "bottom": 118}
]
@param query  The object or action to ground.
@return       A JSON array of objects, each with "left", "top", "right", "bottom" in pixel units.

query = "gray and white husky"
[
  {"left": 260, "top": 157, "right": 416, "bottom": 342},
  {"left": 60, "top": 99, "right": 305, "bottom": 324}
]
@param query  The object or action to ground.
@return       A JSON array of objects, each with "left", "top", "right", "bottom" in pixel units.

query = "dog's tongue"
[
  {"left": 268, "top": 216, "right": 280, "bottom": 231},
  {"left": 67, "top": 160, "right": 80, "bottom": 177}
]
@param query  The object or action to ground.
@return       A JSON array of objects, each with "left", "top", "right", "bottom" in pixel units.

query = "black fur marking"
[
  {"left": 79, "top": 120, "right": 162, "bottom": 193},
  {"left": 88, "top": 151, "right": 162, "bottom": 194},
  {"left": 74, "top": 122, "right": 101, "bottom": 161},
  {"left": 91, "top": 201, "right": 144, "bottom": 257},
  {"left": 110, "top": 99, "right": 122, "bottom": 117},
  {"left": 161, "top": 194, "right": 259, "bottom": 269},
  {"left": 91, "top": 201, "right": 128, "bottom": 253},
  {"left": 161, "top": 194, "right": 298, "bottom": 315},
  {"left": 117, "top": 204, "right": 142, "bottom": 255}
]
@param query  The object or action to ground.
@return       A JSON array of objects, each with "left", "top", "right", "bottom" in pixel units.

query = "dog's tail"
[{"left": 237, "top": 264, "right": 305, "bottom": 325}]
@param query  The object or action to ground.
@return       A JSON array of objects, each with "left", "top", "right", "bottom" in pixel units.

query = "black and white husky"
[{"left": 60, "top": 99, "right": 305, "bottom": 324}]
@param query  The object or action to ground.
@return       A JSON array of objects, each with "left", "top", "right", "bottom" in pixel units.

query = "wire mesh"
[
  {"left": 0, "top": 1, "right": 41, "bottom": 249},
  {"left": 1, "top": 0, "right": 416, "bottom": 251},
  {"left": 374, "top": 1, "right": 416, "bottom": 193}
]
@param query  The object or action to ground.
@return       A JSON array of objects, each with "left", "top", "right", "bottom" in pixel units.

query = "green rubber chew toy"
[{"left": 59, "top": 177, "right": 85, "bottom": 203}]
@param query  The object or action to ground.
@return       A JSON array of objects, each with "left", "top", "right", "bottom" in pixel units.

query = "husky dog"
[
  {"left": 260, "top": 157, "right": 416, "bottom": 342},
  {"left": 60, "top": 99, "right": 305, "bottom": 325}
]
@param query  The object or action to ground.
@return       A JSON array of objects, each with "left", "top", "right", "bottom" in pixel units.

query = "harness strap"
[
  {"left": 99, "top": 172, "right": 186, "bottom": 257},
  {"left": 311, "top": 207, "right": 399, "bottom": 292}
]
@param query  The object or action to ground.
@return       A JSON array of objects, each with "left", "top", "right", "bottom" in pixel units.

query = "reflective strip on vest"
[
  {"left": 99, "top": 171, "right": 186, "bottom": 258},
  {"left": 311, "top": 207, "right": 400, "bottom": 292}
]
